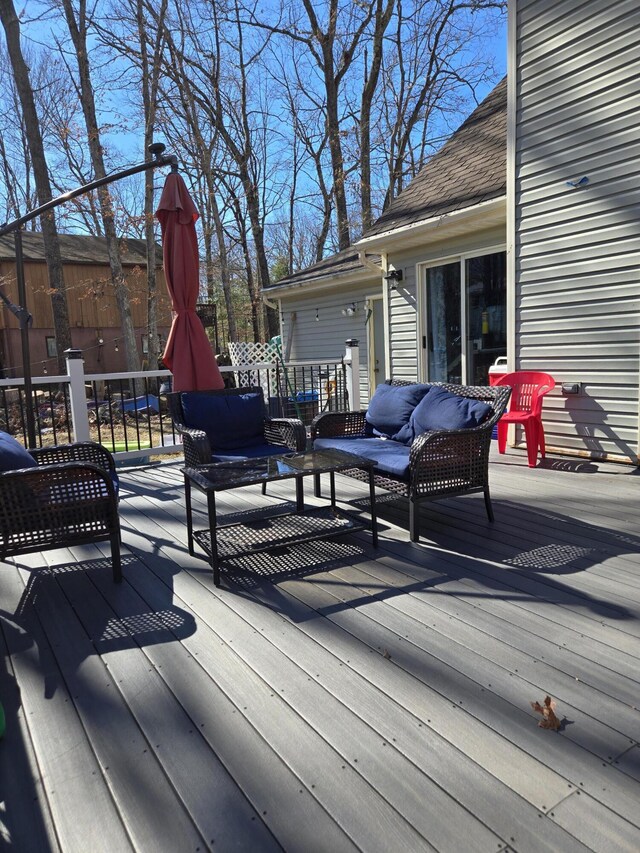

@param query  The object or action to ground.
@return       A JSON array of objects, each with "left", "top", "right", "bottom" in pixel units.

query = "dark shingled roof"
[
  {"left": 264, "top": 246, "right": 381, "bottom": 289},
  {"left": 0, "top": 231, "right": 160, "bottom": 266},
  {"left": 362, "top": 77, "right": 507, "bottom": 240}
]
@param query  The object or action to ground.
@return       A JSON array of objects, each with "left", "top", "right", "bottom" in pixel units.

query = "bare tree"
[
  {"left": 359, "top": 0, "right": 394, "bottom": 232},
  {"left": 97, "top": 0, "right": 169, "bottom": 370},
  {"left": 57, "top": 0, "right": 141, "bottom": 373},
  {"left": 245, "top": 0, "right": 376, "bottom": 251},
  {"left": 0, "top": 0, "right": 71, "bottom": 372}
]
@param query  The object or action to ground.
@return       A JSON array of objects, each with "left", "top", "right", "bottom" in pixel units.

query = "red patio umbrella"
[{"left": 155, "top": 172, "right": 224, "bottom": 392}]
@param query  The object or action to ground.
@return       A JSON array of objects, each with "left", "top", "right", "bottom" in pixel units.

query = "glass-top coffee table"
[{"left": 182, "top": 448, "right": 378, "bottom": 586}]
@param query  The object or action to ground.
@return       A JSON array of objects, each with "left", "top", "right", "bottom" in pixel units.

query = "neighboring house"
[
  {"left": 0, "top": 232, "right": 172, "bottom": 377},
  {"left": 263, "top": 247, "right": 384, "bottom": 402}
]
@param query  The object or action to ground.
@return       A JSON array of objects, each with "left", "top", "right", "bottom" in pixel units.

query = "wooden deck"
[{"left": 1, "top": 446, "right": 639, "bottom": 852}]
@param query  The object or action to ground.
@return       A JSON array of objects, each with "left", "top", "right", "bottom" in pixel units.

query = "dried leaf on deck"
[{"left": 530, "top": 695, "right": 561, "bottom": 731}]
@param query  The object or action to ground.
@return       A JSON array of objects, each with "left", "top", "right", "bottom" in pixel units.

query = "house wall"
[
  {"left": 277, "top": 278, "right": 380, "bottom": 404},
  {"left": 0, "top": 259, "right": 171, "bottom": 376},
  {"left": 387, "top": 225, "right": 505, "bottom": 382},
  {"left": 512, "top": 0, "right": 640, "bottom": 463}
]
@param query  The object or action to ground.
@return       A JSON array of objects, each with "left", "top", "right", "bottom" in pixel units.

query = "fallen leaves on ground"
[{"left": 531, "top": 695, "right": 562, "bottom": 730}]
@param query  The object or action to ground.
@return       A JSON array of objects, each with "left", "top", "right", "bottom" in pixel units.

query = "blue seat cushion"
[
  {"left": 0, "top": 431, "right": 37, "bottom": 472},
  {"left": 210, "top": 444, "right": 286, "bottom": 462},
  {"left": 314, "top": 437, "right": 411, "bottom": 479},
  {"left": 396, "top": 386, "right": 492, "bottom": 444},
  {"left": 181, "top": 391, "right": 265, "bottom": 451},
  {"left": 365, "top": 383, "right": 431, "bottom": 439}
]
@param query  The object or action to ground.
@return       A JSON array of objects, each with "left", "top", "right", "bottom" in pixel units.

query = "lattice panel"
[{"left": 228, "top": 341, "right": 279, "bottom": 397}]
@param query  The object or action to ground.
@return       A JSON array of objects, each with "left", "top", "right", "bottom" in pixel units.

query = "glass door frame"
[{"left": 416, "top": 243, "right": 506, "bottom": 384}]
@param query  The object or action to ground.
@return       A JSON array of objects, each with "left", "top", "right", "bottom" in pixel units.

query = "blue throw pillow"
[
  {"left": 365, "top": 383, "right": 431, "bottom": 439},
  {"left": 402, "top": 386, "right": 492, "bottom": 441},
  {"left": 0, "top": 431, "right": 37, "bottom": 472},
  {"left": 181, "top": 391, "right": 265, "bottom": 451}
]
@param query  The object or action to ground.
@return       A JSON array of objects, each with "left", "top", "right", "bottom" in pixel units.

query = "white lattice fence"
[{"left": 228, "top": 341, "right": 278, "bottom": 399}]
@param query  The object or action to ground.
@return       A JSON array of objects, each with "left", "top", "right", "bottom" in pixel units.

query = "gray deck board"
[
  {"left": 0, "top": 563, "right": 131, "bottom": 853},
  {"left": 0, "top": 582, "right": 59, "bottom": 853},
  {"left": 60, "top": 554, "right": 282, "bottom": 853},
  {"left": 25, "top": 547, "right": 207, "bottom": 853},
  {"left": 2, "top": 448, "right": 640, "bottom": 852}
]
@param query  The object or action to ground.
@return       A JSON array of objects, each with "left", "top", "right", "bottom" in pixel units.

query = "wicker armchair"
[
  {"left": 0, "top": 441, "right": 121, "bottom": 581},
  {"left": 167, "top": 386, "right": 307, "bottom": 468},
  {"left": 311, "top": 381, "right": 511, "bottom": 542}
]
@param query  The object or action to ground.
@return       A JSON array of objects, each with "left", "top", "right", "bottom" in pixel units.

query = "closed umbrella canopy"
[{"left": 155, "top": 172, "right": 224, "bottom": 392}]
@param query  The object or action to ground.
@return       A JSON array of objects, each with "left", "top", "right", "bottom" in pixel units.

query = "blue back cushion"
[
  {"left": 0, "top": 431, "right": 37, "bottom": 472},
  {"left": 365, "top": 383, "right": 431, "bottom": 439},
  {"left": 398, "top": 386, "right": 492, "bottom": 443},
  {"left": 181, "top": 391, "right": 265, "bottom": 451}
]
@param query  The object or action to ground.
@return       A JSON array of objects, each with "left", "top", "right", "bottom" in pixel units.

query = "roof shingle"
[
  {"left": 0, "top": 232, "right": 159, "bottom": 266},
  {"left": 362, "top": 77, "right": 507, "bottom": 239}
]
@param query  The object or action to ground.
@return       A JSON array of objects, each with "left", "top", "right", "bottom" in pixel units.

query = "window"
[{"left": 46, "top": 336, "right": 57, "bottom": 358}]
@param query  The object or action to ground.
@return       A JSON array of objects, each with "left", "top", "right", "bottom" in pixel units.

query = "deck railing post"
[
  {"left": 344, "top": 339, "right": 360, "bottom": 411},
  {"left": 65, "top": 349, "right": 90, "bottom": 442}
]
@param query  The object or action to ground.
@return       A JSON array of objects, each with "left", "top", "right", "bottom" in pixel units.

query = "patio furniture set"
[{"left": 1, "top": 371, "right": 558, "bottom": 588}]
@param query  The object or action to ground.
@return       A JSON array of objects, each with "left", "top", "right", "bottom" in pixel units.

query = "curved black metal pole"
[
  {"left": 0, "top": 143, "right": 178, "bottom": 237},
  {"left": 0, "top": 141, "right": 178, "bottom": 448}
]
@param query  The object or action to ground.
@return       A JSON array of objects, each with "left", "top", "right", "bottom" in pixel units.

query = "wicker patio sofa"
[
  {"left": 310, "top": 380, "right": 511, "bottom": 542},
  {"left": 167, "top": 385, "right": 307, "bottom": 468},
  {"left": 0, "top": 434, "right": 121, "bottom": 581}
]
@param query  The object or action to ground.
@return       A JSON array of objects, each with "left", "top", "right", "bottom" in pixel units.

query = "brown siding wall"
[{"left": 0, "top": 260, "right": 172, "bottom": 376}]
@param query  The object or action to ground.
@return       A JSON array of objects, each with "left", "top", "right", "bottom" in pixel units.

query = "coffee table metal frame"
[{"left": 183, "top": 448, "right": 378, "bottom": 586}]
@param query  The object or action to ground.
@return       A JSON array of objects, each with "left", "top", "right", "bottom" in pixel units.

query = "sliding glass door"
[
  {"left": 426, "top": 262, "right": 462, "bottom": 383},
  {"left": 424, "top": 251, "right": 505, "bottom": 384},
  {"left": 465, "top": 252, "right": 506, "bottom": 384}
]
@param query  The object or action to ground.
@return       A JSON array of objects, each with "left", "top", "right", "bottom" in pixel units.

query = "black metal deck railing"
[{"left": 0, "top": 358, "right": 348, "bottom": 461}]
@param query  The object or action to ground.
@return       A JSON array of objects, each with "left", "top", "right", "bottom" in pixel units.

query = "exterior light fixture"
[
  {"left": 384, "top": 269, "right": 403, "bottom": 290},
  {"left": 341, "top": 302, "right": 357, "bottom": 316},
  {"left": 315, "top": 308, "right": 320, "bottom": 321}
]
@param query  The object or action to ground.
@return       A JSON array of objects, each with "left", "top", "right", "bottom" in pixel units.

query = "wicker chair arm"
[
  {"left": 30, "top": 441, "right": 117, "bottom": 474},
  {"left": 407, "top": 425, "right": 492, "bottom": 496},
  {"left": 179, "top": 429, "right": 213, "bottom": 468},
  {"left": 310, "top": 409, "right": 368, "bottom": 440},
  {"left": 264, "top": 418, "right": 307, "bottom": 451}
]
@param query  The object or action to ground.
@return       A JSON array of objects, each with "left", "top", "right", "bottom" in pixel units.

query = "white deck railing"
[{"left": 0, "top": 341, "right": 360, "bottom": 463}]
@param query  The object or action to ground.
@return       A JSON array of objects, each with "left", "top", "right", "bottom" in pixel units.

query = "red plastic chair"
[{"left": 494, "top": 371, "right": 555, "bottom": 467}]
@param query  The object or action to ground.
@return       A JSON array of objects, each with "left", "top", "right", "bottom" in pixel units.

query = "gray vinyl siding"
[
  {"left": 514, "top": 0, "right": 640, "bottom": 463},
  {"left": 278, "top": 280, "right": 379, "bottom": 404},
  {"left": 388, "top": 262, "right": 419, "bottom": 382}
]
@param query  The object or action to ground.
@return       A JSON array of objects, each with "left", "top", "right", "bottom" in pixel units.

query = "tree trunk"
[
  {"left": 59, "top": 0, "right": 141, "bottom": 374},
  {"left": 360, "top": 0, "right": 394, "bottom": 233},
  {"left": 0, "top": 0, "right": 71, "bottom": 373},
  {"left": 136, "top": 0, "right": 168, "bottom": 374}
]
